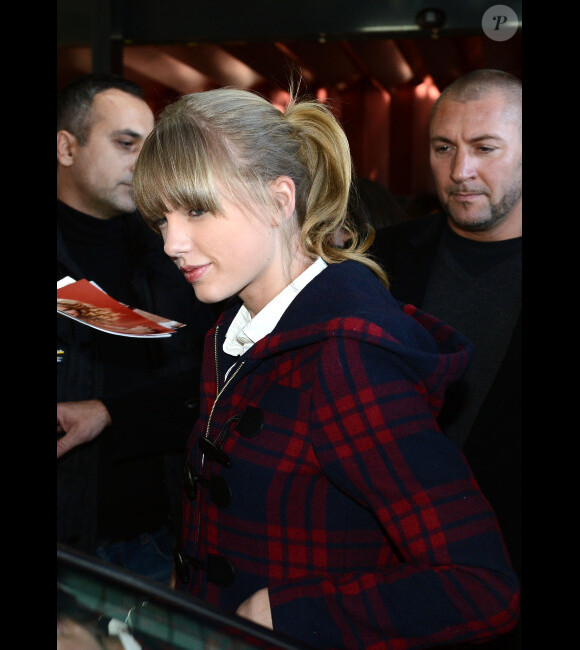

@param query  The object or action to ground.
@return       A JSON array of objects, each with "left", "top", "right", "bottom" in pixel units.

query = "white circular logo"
[{"left": 482, "top": 5, "right": 519, "bottom": 41}]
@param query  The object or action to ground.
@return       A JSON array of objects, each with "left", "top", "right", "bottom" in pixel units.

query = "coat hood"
[{"left": 217, "top": 260, "right": 472, "bottom": 417}]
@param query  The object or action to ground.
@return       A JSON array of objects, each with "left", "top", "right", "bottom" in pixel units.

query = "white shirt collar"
[{"left": 223, "top": 257, "right": 327, "bottom": 356}]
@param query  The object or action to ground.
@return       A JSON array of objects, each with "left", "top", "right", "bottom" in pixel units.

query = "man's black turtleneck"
[
  {"left": 57, "top": 201, "right": 152, "bottom": 394},
  {"left": 58, "top": 201, "right": 135, "bottom": 302}
]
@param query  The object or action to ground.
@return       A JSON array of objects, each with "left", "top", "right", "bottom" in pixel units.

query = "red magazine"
[{"left": 57, "top": 277, "right": 185, "bottom": 338}]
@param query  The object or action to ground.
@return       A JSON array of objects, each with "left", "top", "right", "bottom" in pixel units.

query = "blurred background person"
[
  {"left": 350, "top": 176, "right": 409, "bottom": 229},
  {"left": 332, "top": 176, "right": 408, "bottom": 248}
]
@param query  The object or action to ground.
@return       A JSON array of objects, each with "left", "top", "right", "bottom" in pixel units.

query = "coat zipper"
[
  {"left": 193, "top": 325, "right": 244, "bottom": 559},
  {"left": 203, "top": 325, "right": 245, "bottom": 453}
]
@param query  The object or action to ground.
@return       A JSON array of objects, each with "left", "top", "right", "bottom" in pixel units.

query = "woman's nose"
[{"left": 162, "top": 214, "right": 191, "bottom": 259}]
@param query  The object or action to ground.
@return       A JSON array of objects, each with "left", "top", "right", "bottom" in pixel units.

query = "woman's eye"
[{"left": 188, "top": 209, "right": 204, "bottom": 218}]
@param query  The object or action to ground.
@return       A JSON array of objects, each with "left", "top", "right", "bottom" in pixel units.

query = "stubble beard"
[{"left": 444, "top": 180, "right": 522, "bottom": 234}]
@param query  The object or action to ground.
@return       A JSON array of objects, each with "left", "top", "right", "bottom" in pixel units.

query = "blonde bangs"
[{"left": 134, "top": 118, "right": 222, "bottom": 224}]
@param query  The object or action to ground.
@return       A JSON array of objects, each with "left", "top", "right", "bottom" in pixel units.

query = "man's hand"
[
  {"left": 57, "top": 399, "right": 112, "bottom": 458},
  {"left": 236, "top": 588, "right": 273, "bottom": 629}
]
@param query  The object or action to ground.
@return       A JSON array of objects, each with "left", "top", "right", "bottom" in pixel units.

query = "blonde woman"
[{"left": 133, "top": 87, "right": 519, "bottom": 649}]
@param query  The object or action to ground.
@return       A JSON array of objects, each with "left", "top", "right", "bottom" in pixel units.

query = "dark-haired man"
[{"left": 57, "top": 74, "right": 217, "bottom": 582}]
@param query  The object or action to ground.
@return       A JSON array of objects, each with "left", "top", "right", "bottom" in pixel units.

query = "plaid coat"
[{"left": 176, "top": 260, "right": 519, "bottom": 649}]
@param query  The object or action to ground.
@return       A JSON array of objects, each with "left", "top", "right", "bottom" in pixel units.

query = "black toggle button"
[
  {"left": 183, "top": 462, "right": 232, "bottom": 507},
  {"left": 175, "top": 549, "right": 235, "bottom": 587},
  {"left": 199, "top": 437, "right": 232, "bottom": 467},
  {"left": 175, "top": 550, "right": 207, "bottom": 584},
  {"left": 235, "top": 406, "right": 264, "bottom": 438},
  {"left": 183, "top": 462, "right": 199, "bottom": 500},
  {"left": 207, "top": 553, "right": 236, "bottom": 587},
  {"left": 175, "top": 550, "right": 192, "bottom": 584}
]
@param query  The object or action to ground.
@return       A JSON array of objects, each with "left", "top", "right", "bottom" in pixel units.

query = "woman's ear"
[
  {"left": 57, "top": 130, "right": 78, "bottom": 167},
  {"left": 269, "top": 175, "right": 296, "bottom": 222}
]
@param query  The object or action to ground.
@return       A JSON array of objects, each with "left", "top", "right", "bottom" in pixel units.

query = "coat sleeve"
[{"left": 268, "top": 335, "right": 520, "bottom": 649}]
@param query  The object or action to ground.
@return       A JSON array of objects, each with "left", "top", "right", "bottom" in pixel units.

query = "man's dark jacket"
[
  {"left": 370, "top": 212, "right": 521, "bottom": 582},
  {"left": 57, "top": 204, "right": 216, "bottom": 553}
]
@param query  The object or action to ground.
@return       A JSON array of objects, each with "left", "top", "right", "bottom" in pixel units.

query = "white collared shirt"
[{"left": 223, "top": 257, "right": 327, "bottom": 357}]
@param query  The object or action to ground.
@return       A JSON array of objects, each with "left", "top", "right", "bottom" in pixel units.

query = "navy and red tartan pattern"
[{"left": 177, "top": 261, "right": 519, "bottom": 649}]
